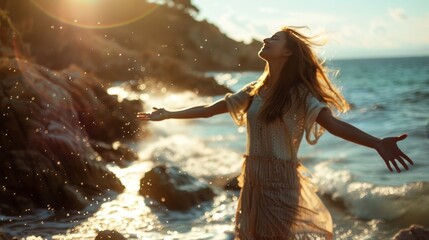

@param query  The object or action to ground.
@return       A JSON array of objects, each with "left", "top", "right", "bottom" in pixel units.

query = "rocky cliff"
[
  {"left": 0, "top": 9, "right": 141, "bottom": 214},
  {"left": 1, "top": 0, "right": 263, "bottom": 84},
  {"left": 0, "top": 0, "right": 260, "bottom": 214}
]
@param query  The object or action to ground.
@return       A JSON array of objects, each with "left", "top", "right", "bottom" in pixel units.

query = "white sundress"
[{"left": 224, "top": 82, "right": 333, "bottom": 240}]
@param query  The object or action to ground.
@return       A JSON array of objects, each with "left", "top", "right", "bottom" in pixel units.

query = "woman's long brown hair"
[{"left": 251, "top": 26, "right": 350, "bottom": 123}]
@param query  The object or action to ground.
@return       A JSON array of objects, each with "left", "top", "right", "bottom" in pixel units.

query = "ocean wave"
[
  {"left": 313, "top": 162, "right": 429, "bottom": 226},
  {"left": 353, "top": 103, "right": 387, "bottom": 114},
  {"left": 138, "top": 133, "right": 243, "bottom": 178},
  {"left": 402, "top": 89, "right": 429, "bottom": 103}
]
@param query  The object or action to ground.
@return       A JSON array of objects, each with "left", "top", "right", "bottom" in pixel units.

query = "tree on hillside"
[{"left": 167, "top": 0, "right": 199, "bottom": 15}]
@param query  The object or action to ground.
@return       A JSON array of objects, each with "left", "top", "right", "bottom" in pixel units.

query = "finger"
[
  {"left": 395, "top": 157, "right": 409, "bottom": 170},
  {"left": 137, "top": 113, "right": 153, "bottom": 118},
  {"left": 391, "top": 160, "right": 401, "bottom": 173},
  {"left": 385, "top": 160, "right": 393, "bottom": 172},
  {"left": 400, "top": 152, "right": 414, "bottom": 166},
  {"left": 138, "top": 118, "right": 152, "bottom": 121},
  {"left": 137, "top": 116, "right": 151, "bottom": 120},
  {"left": 396, "top": 134, "right": 408, "bottom": 142}
]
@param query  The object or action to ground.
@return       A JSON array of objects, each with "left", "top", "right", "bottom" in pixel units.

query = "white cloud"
[
  {"left": 203, "top": 3, "right": 429, "bottom": 58},
  {"left": 258, "top": 7, "right": 278, "bottom": 14},
  {"left": 326, "top": 11, "right": 429, "bottom": 58},
  {"left": 285, "top": 12, "right": 340, "bottom": 26},
  {"left": 389, "top": 8, "right": 407, "bottom": 20},
  {"left": 214, "top": 8, "right": 343, "bottom": 43},
  {"left": 216, "top": 9, "right": 262, "bottom": 43},
  {"left": 369, "top": 20, "right": 387, "bottom": 36}
]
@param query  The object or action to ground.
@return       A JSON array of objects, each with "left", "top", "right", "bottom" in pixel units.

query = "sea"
[{"left": 1, "top": 56, "right": 428, "bottom": 239}]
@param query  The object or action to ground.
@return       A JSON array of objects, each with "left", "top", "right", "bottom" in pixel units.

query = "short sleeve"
[
  {"left": 304, "top": 96, "right": 329, "bottom": 145},
  {"left": 224, "top": 82, "right": 255, "bottom": 126}
]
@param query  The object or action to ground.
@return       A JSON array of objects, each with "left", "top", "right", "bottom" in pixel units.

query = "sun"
[
  {"left": 30, "top": 0, "right": 159, "bottom": 29},
  {"left": 80, "top": 0, "right": 102, "bottom": 3}
]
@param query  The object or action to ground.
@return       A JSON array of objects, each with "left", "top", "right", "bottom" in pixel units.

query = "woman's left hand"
[{"left": 374, "top": 134, "right": 414, "bottom": 173}]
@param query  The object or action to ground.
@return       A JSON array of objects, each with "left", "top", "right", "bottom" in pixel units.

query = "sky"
[{"left": 192, "top": 0, "right": 429, "bottom": 59}]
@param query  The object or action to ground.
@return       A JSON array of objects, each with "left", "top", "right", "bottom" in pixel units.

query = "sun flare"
[{"left": 30, "top": 0, "right": 159, "bottom": 29}]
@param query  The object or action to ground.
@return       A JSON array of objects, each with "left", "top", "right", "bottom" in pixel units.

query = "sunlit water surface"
[{"left": 1, "top": 57, "right": 429, "bottom": 239}]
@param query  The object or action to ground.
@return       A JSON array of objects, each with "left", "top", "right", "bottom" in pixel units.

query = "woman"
[{"left": 137, "top": 27, "right": 414, "bottom": 239}]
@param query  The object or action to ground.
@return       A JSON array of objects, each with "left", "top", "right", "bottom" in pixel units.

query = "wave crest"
[{"left": 313, "top": 162, "right": 429, "bottom": 225}]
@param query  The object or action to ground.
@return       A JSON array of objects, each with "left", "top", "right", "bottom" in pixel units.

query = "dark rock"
[
  {"left": 95, "top": 230, "right": 127, "bottom": 240},
  {"left": 1, "top": 0, "right": 263, "bottom": 72},
  {"left": 56, "top": 65, "right": 143, "bottom": 142},
  {"left": 0, "top": 12, "right": 139, "bottom": 214},
  {"left": 0, "top": 57, "right": 126, "bottom": 214},
  {"left": 0, "top": 232, "right": 13, "bottom": 240},
  {"left": 1, "top": 0, "right": 260, "bottom": 96},
  {"left": 0, "top": 9, "right": 25, "bottom": 58},
  {"left": 393, "top": 225, "right": 429, "bottom": 240},
  {"left": 139, "top": 51, "right": 232, "bottom": 96},
  {"left": 204, "top": 174, "right": 240, "bottom": 191},
  {"left": 90, "top": 140, "right": 138, "bottom": 168},
  {"left": 139, "top": 165, "right": 215, "bottom": 211},
  {"left": 224, "top": 176, "right": 241, "bottom": 191}
]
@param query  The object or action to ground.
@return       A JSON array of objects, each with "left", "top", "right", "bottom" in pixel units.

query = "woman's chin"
[{"left": 258, "top": 51, "right": 269, "bottom": 61}]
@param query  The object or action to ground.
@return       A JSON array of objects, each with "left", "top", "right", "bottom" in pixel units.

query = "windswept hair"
[{"left": 251, "top": 26, "right": 350, "bottom": 123}]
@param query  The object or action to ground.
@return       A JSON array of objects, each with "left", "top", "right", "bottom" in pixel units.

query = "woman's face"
[{"left": 258, "top": 31, "right": 291, "bottom": 62}]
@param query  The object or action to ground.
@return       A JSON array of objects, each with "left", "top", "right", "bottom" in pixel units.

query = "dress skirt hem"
[{"left": 234, "top": 155, "right": 333, "bottom": 240}]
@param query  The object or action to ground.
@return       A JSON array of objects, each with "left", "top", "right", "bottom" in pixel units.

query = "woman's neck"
[{"left": 265, "top": 60, "right": 285, "bottom": 87}]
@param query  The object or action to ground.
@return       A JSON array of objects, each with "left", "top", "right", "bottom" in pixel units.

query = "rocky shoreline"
[{"left": 0, "top": 3, "right": 232, "bottom": 217}]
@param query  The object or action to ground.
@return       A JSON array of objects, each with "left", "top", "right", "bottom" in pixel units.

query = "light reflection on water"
[
  {"left": 49, "top": 153, "right": 236, "bottom": 239},
  {"left": 3, "top": 57, "right": 428, "bottom": 239},
  {"left": 0, "top": 84, "right": 239, "bottom": 239},
  {"left": 0, "top": 156, "right": 237, "bottom": 240},
  {"left": 56, "top": 161, "right": 157, "bottom": 239}
]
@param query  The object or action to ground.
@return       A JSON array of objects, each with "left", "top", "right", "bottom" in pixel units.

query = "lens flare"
[{"left": 30, "top": 0, "right": 159, "bottom": 29}]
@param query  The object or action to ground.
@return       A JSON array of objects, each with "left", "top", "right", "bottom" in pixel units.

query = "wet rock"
[
  {"left": 139, "top": 165, "right": 215, "bottom": 211},
  {"left": 206, "top": 174, "right": 240, "bottom": 191},
  {"left": 57, "top": 65, "right": 143, "bottom": 142},
  {"left": 0, "top": 232, "right": 13, "bottom": 240},
  {"left": 90, "top": 140, "right": 138, "bottom": 168},
  {"left": 0, "top": 57, "right": 127, "bottom": 214},
  {"left": 1, "top": 0, "right": 259, "bottom": 96},
  {"left": 2, "top": 0, "right": 263, "bottom": 72},
  {"left": 139, "top": 51, "right": 231, "bottom": 96},
  {"left": 0, "top": 13, "right": 139, "bottom": 213},
  {"left": 224, "top": 176, "right": 241, "bottom": 191},
  {"left": 95, "top": 230, "right": 127, "bottom": 240},
  {"left": 393, "top": 224, "right": 429, "bottom": 240}
]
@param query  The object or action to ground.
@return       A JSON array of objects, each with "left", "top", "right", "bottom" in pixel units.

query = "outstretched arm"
[
  {"left": 137, "top": 98, "right": 228, "bottom": 121},
  {"left": 316, "top": 108, "right": 414, "bottom": 173}
]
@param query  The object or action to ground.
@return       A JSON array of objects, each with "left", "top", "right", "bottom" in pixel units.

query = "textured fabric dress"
[{"left": 224, "top": 82, "right": 333, "bottom": 240}]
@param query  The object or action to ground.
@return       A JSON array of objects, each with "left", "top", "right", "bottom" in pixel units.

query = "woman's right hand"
[
  {"left": 374, "top": 134, "right": 414, "bottom": 173},
  {"left": 137, "top": 107, "right": 169, "bottom": 121}
]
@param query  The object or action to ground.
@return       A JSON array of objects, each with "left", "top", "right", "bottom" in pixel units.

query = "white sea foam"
[
  {"left": 314, "top": 161, "right": 429, "bottom": 225},
  {"left": 135, "top": 89, "right": 244, "bottom": 179},
  {"left": 138, "top": 134, "right": 243, "bottom": 178}
]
